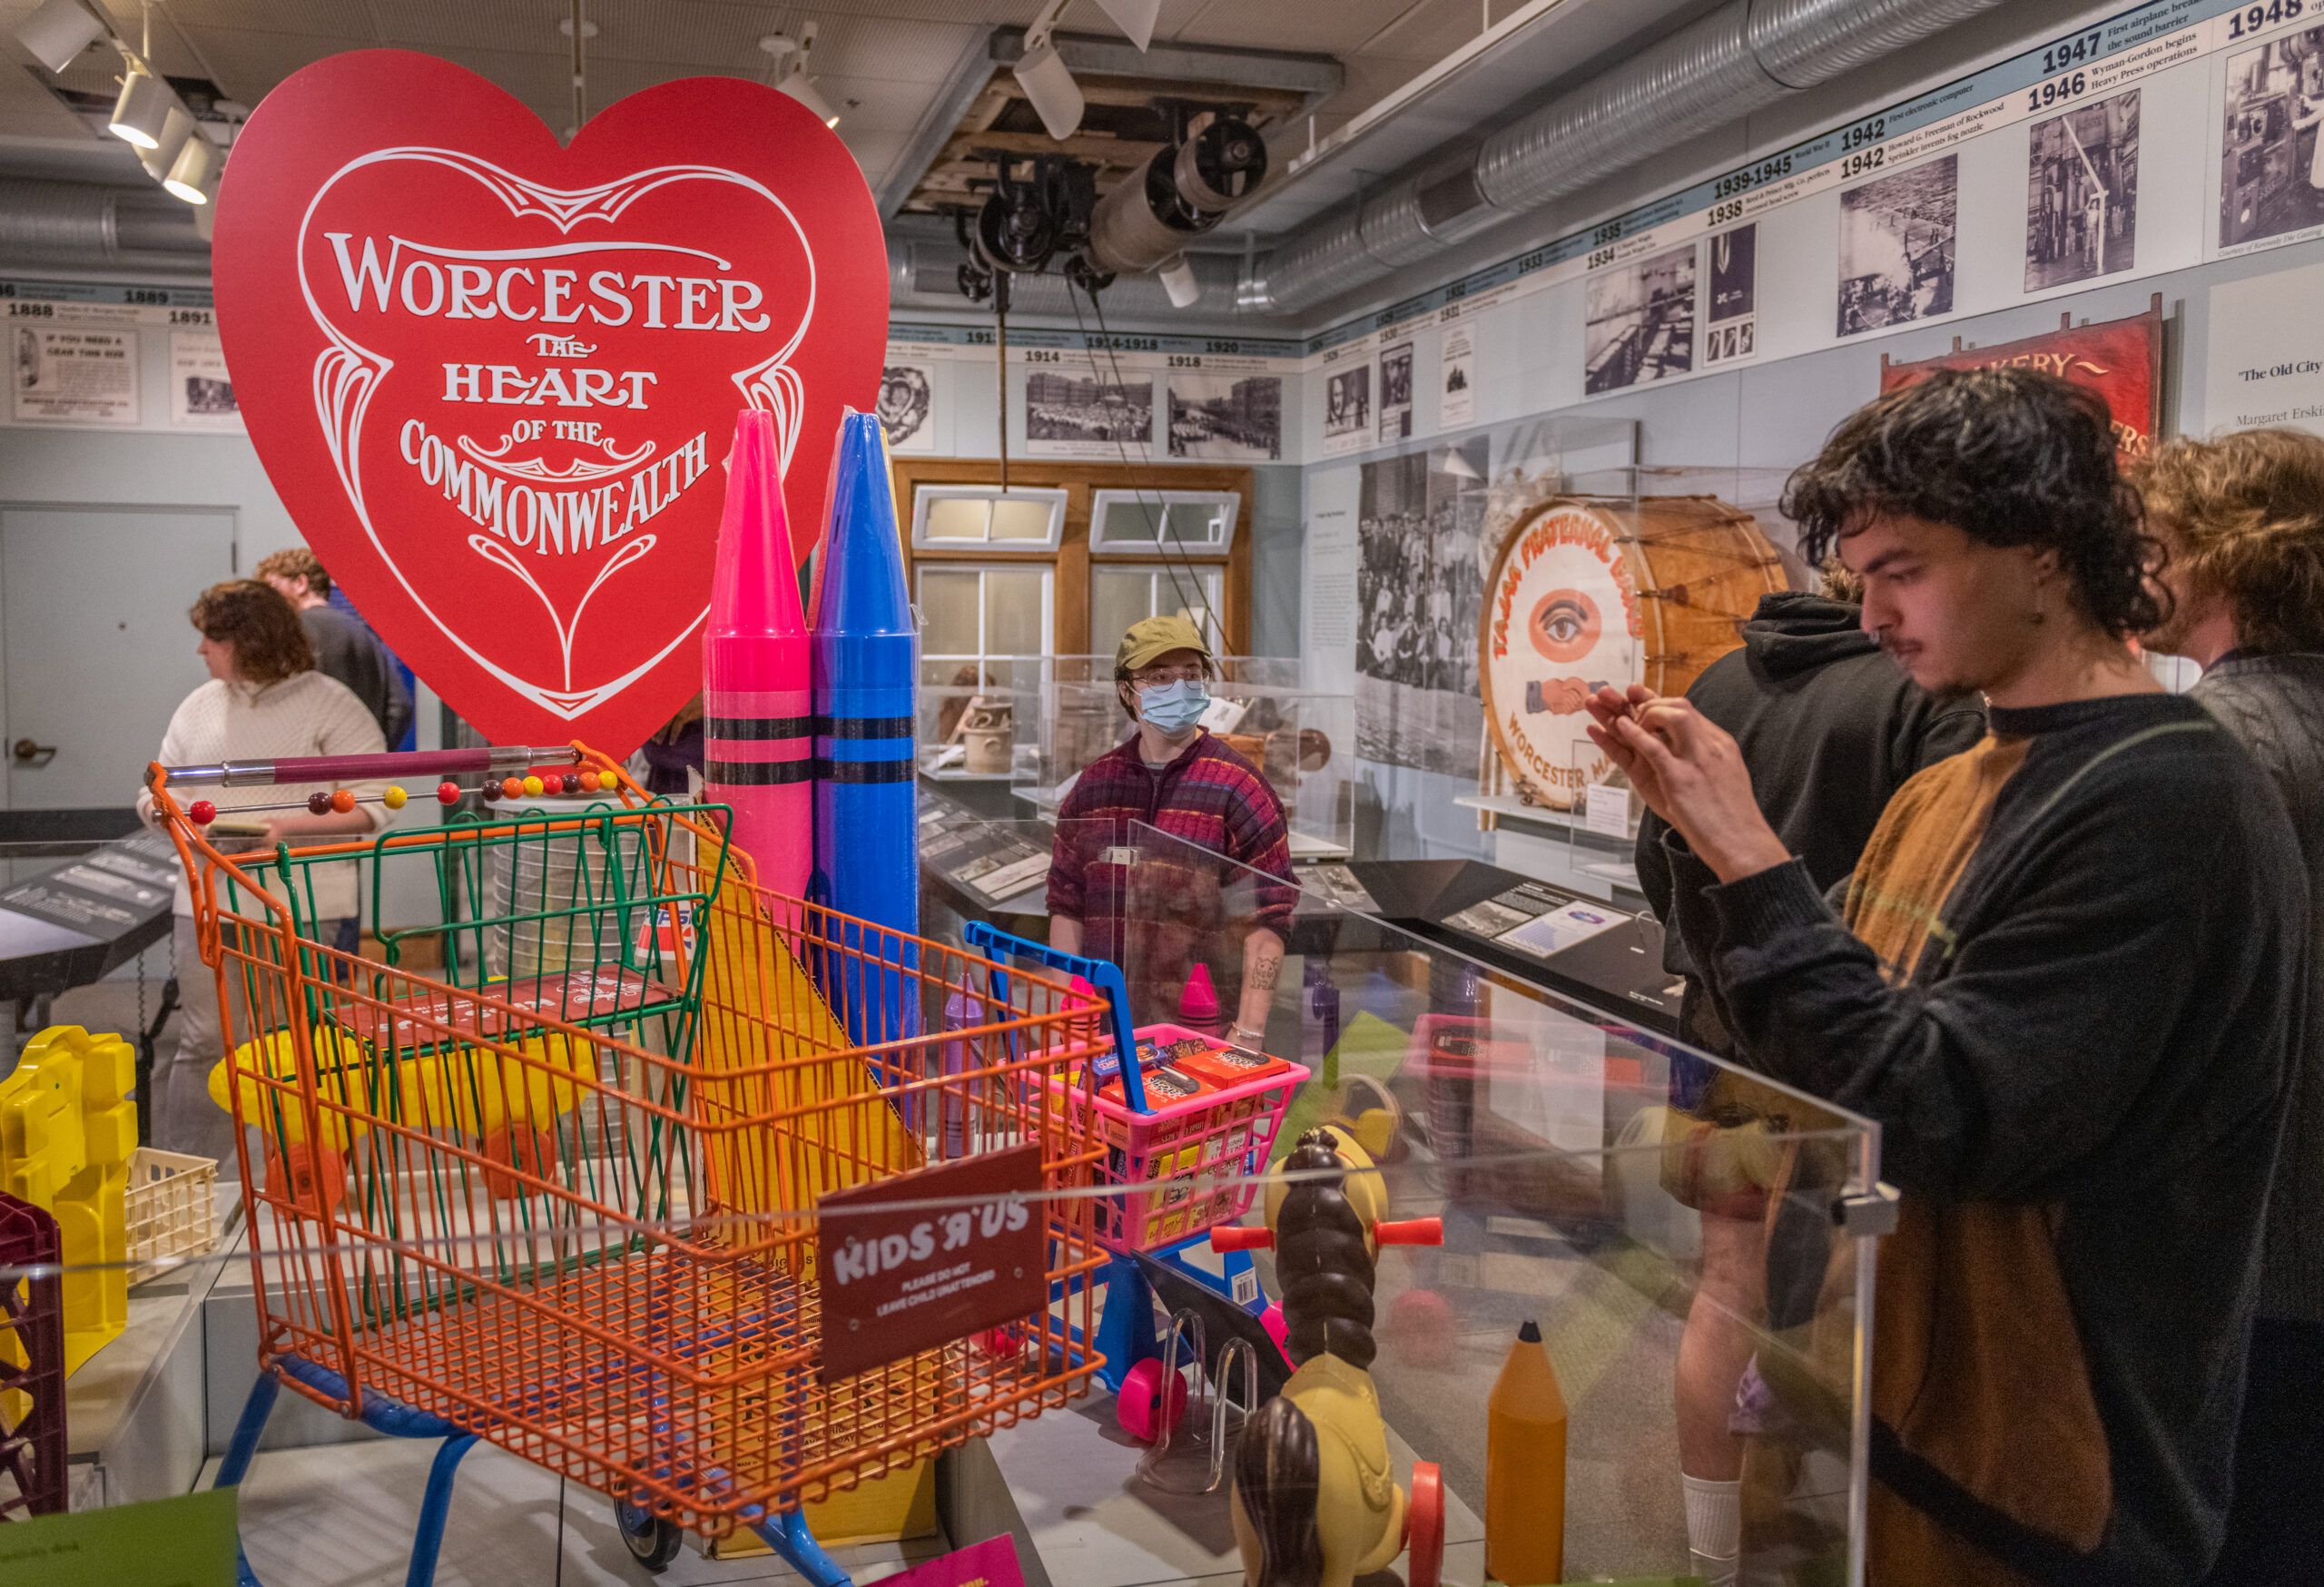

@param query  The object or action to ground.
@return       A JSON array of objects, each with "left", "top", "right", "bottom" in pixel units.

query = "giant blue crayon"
[
  {"left": 811, "top": 410, "right": 920, "bottom": 1044},
  {"left": 704, "top": 409, "right": 812, "bottom": 903}
]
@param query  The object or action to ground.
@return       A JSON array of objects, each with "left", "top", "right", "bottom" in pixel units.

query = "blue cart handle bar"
[{"left": 962, "top": 919, "right": 1147, "bottom": 1114}]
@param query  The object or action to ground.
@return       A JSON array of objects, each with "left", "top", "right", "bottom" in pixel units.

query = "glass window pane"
[
  {"left": 924, "top": 497, "right": 989, "bottom": 541},
  {"left": 990, "top": 498, "right": 1053, "bottom": 542},
  {"left": 1163, "top": 498, "right": 1232, "bottom": 546},
  {"left": 917, "top": 567, "right": 981, "bottom": 656},
  {"left": 1096, "top": 498, "right": 1166, "bottom": 546},
  {"left": 1165, "top": 567, "right": 1225, "bottom": 646},
  {"left": 1089, "top": 567, "right": 1156, "bottom": 653},
  {"left": 984, "top": 567, "right": 1047, "bottom": 656}
]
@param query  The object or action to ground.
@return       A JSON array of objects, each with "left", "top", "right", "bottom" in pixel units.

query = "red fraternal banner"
[
  {"left": 212, "top": 51, "right": 887, "bottom": 754},
  {"left": 1879, "top": 302, "right": 2163, "bottom": 463}
]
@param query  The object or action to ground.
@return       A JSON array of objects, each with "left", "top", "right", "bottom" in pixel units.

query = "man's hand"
[{"left": 1584, "top": 685, "right": 1791, "bottom": 884}]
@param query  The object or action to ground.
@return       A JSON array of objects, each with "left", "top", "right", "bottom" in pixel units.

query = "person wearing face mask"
[{"left": 1047, "top": 615, "right": 1295, "bottom": 1050}]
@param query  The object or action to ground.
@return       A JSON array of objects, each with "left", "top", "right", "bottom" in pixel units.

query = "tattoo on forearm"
[{"left": 1249, "top": 954, "right": 1280, "bottom": 991}]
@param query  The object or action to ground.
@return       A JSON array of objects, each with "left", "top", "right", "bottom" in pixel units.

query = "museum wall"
[{"left": 1292, "top": 0, "right": 2324, "bottom": 859}]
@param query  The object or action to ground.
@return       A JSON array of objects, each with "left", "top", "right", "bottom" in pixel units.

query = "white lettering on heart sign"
[{"left": 324, "top": 234, "right": 773, "bottom": 335}]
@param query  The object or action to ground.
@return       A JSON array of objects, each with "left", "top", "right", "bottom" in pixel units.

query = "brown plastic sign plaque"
[{"left": 816, "top": 1141, "right": 1045, "bottom": 1384}]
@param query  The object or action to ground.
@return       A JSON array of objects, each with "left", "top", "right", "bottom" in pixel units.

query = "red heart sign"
[{"left": 213, "top": 51, "right": 888, "bottom": 754}]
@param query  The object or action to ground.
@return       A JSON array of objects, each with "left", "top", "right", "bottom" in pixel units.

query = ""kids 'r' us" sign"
[{"left": 213, "top": 52, "right": 888, "bottom": 753}]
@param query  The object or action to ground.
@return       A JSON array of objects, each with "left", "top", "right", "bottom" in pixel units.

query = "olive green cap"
[{"left": 1115, "top": 614, "right": 1213, "bottom": 676}]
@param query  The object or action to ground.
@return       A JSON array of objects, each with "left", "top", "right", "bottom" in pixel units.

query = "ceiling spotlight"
[
  {"left": 136, "top": 103, "right": 192, "bottom": 182},
  {"left": 762, "top": 30, "right": 838, "bottom": 129},
  {"left": 1157, "top": 254, "right": 1199, "bottom": 309},
  {"left": 108, "top": 65, "right": 174, "bottom": 150},
  {"left": 164, "top": 133, "right": 217, "bottom": 204},
  {"left": 1091, "top": 0, "right": 1161, "bottom": 53},
  {"left": 1013, "top": 38, "right": 1082, "bottom": 142},
  {"left": 778, "top": 72, "right": 839, "bottom": 129},
  {"left": 18, "top": 0, "right": 105, "bottom": 74}
]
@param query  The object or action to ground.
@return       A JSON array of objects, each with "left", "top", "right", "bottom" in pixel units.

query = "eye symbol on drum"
[{"left": 1529, "top": 588, "right": 1601, "bottom": 665}]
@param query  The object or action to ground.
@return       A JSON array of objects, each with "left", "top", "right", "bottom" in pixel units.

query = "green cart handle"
[{"left": 962, "top": 920, "right": 1146, "bottom": 1114}]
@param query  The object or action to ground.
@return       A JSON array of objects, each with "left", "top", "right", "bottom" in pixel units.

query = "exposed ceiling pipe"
[
  {"left": 890, "top": 240, "right": 1257, "bottom": 322},
  {"left": 1252, "top": 0, "right": 2009, "bottom": 316},
  {"left": 0, "top": 177, "right": 208, "bottom": 273}
]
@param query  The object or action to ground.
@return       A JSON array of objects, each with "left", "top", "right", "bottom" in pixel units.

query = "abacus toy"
[{"left": 165, "top": 745, "right": 608, "bottom": 830}]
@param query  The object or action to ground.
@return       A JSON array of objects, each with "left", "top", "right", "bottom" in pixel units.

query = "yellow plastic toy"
[
  {"left": 0, "top": 1026, "right": 137, "bottom": 1375},
  {"left": 1217, "top": 1125, "right": 1445, "bottom": 1587},
  {"left": 210, "top": 1021, "right": 596, "bottom": 1209},
  {"left": 689, "top": 838, "right": 921, "bottom": 1224}
]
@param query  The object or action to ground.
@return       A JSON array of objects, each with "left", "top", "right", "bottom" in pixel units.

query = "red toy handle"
[
  {"left": 1209, "top": 1225, "right": 1275, "bottom": 1253},
  {"left": 1374, "top": 1217, "right": 1443, "bottom": 1247}
]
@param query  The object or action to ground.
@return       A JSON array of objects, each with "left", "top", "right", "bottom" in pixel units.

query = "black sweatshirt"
[
  {"left": 1663, "top": 693, "right": 2304, "bottom": 1585},
  {"left": 1634, "top": 591, "right": 1986, "bottom": 1044}
]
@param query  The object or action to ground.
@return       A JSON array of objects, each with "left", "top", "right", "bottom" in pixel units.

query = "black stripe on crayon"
[
  {"left": 706, "top": 715, "right": 814, "bottom": 740},
  {"left": 815, "top": 759, "right": 915, "bottom": 784},
  {"left": 705, "top": 758, "right": 817, "bottom": 786},
  {"left": 817, "top": 715, "right": 915, "bottom": 739}
]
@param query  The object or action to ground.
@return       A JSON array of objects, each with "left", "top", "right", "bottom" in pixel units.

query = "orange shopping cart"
[{"left": 148, "top": 744, "right": 1109, "bottom": 1585}]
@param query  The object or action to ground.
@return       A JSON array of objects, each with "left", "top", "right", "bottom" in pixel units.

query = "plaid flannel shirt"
[{"left": 1046, "top": 728, "right": 1296, "bottom": 969}]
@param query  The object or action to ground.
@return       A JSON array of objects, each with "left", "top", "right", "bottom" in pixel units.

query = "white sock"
[{"left": 1682, "top": 1474, "right": 1741, "bottom": 1583}]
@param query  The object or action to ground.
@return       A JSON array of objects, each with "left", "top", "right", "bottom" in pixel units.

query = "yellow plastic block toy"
[{"left": 0, "top": 1026, "right": 138, "bottom": 1375}]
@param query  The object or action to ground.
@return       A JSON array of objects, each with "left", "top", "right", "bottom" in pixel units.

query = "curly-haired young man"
[
  {"left": 2138, "top": 428, "right": 2324, "bottom": 1586},
  {"left": 1589, "top": 370, "right": 2304, "bottom": 1585}
]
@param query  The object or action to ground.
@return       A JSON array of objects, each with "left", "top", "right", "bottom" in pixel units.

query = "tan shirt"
[{"left": 137, "top": 671, "right": 387, "bottom": 920}]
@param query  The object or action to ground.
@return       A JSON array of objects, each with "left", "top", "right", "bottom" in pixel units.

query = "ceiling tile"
[
  {"left": 174, "top": 28, "right": 373, "bottom": 102},
  {"left": 811, "top": 74, "right": 954, "bottom": 134},
  {"left": 163, "top": 0, "right": 379, "bottom": 39}
]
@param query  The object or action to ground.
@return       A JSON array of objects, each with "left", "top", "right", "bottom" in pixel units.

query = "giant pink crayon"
[{"left": 704, "top": 409, "right": 812, "bottom": 901}]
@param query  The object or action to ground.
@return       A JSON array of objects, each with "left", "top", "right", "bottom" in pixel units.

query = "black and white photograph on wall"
[
  {"left": 1354, "top": 437, "right": 1490, "bottom": 774},
  {"left": 1583, "top": 243, "right": 1696, "bottom": 394},
  {"left": 2026, "top": 89, "right": 2139, "bottom": 290},
  {"left": 168, "top": 329, "right": 241, "bottom": 430},
  {"left": 1378, "top": 342, "right": 1414, "bottom": 442},
  {"left": 1440, "top": 322, "right": 1475, "bottom": 429},
  {"left": 1323, "top": 362, "right": 1371, "bottom": 456},
  {"left": 2221, "top": 29, "right": 2324, "bottom": 249},
  {"left": 1703, "top": 225, "right": 1758, "bottom": 366},
  {"left": 1167, "top": 372, "right": 1282, "bottom": 460},
  {"left": 877, "top": 363, "right": 935, "bottom": 454},
  {"left": 1837, "top": 154, "right": 1957, "bottom": 336},
  {"left": 1025, "top": 371, "right": 1152, "bottom": 456}
]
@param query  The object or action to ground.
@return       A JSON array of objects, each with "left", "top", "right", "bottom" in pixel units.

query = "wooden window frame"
[{"left": 892, "top": 458, "right": 1254, "bottom": 658}]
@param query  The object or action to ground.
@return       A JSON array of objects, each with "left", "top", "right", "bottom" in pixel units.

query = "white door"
[{"left": 3, "top": 506, "right": 237, "bottom": 811}]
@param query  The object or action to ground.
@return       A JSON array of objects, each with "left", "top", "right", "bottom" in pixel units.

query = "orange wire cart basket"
[{"left": 148, "top": 744, "right": 1108, "bottom": 1586}]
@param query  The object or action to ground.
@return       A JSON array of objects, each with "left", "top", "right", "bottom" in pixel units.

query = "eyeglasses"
[{"left": 1129, "top": 665, "right": 1207, "bottom": 687}]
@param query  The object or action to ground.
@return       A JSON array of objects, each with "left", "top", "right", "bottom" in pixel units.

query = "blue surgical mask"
[{"left": 1138, "top": 677, "right": 1208, "bottom": 734}]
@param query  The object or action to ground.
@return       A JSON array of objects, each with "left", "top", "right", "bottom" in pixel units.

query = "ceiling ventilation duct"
[
  {"left": 1254, "top": 0, "right": 2008, "bottom": 316},
  {"left": 0, "top": 178, "right": 211, "bottom": 274},
  {"left": 895, "top": 239, "right": 1243, "bottom": 321}
]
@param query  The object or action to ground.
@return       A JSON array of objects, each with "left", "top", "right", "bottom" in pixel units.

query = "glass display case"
[
  {"left": 913, "top": 816, "right": 1884, "bottom": 1583},
  {"left": 1461, "top": 461, "right": 1805, "bottom": 897},
  {"left": 16, "top": 817, "right": 1882, "bottom": 1587},
  {"left": 1014, "top": 656, "right": 1356, "bottom": 860}
]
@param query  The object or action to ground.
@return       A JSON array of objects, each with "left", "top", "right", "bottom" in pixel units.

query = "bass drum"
[{"left": 1477, "top": 494, "right": 1783, "bottom": 810}]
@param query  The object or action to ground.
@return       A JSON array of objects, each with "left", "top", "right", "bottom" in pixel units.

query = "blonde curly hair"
[{"left": 2137, "top": 429, "right": 2324, "bottom": 656}]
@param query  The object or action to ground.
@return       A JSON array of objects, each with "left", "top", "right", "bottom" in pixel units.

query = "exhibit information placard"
[{"left": 816, "top": 1142, "right": 1046, "bottom": 1383}]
